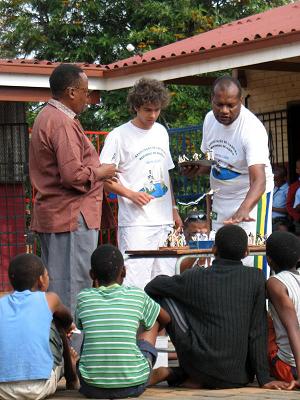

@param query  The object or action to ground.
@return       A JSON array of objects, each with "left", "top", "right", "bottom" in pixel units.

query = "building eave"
[{"left": 100, "top": 31, "right": 300, "bottom": 90}]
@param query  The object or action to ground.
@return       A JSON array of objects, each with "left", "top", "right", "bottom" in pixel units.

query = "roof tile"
[
  {"left": 0, "top": 1, "right": 300, "bottom": 76},
  {"left": 0, "top": 59, "right": 105, "bottom": 76},
  {"left": 106, "top": 1, "right": 300, "bottom": 70}
]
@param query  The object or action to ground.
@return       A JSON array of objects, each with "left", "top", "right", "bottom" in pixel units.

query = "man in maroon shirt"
[
  {"left": 286, "top": 159, "right": 300, "bottom": 235},
  {"left": 29, "top": 64, "right": 117, "bottom": 315}
]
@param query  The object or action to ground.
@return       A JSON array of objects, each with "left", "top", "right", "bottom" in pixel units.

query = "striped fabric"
[
  {"left": 75, "top": 284, "right": 160, "bottom": 388},
  {"left": 254, "top": 191, "right": 272, "bottom": 277}
]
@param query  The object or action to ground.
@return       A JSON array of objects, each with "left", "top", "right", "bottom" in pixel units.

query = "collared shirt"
[
  {"left": 29, "top": 100, "right": 103, "bottom": 233},
  {"left": 272, "top": 182, "right": 289, "bottom": 218},
  {"left": 48, "top": 98, "right": 76, "bottom": 119}
]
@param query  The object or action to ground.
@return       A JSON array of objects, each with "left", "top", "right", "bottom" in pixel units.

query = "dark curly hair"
[
  {"left": 9, "top": 253, "right": 45, "bottom": 291},
  {"left": 91, "top": 244, "right": 124, "bottom": 285},
  {"left": 49, "top": 63, "right": 83, "bottom": 98},
  {"left": 127, "top": 78, "right": 170, "bottom": 113},
  {"left": 215, "top": 225, "right": 248, "bottom": 261},
  {"left": 266, "top": 232, "right": 300, "bottom": 271}
]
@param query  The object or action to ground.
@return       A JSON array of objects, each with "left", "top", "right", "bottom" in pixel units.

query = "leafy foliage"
[{"left": 0, "top": 0, "right": 293, "bottom": 130}]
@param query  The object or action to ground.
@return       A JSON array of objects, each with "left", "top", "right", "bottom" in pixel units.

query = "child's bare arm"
[
  {"left": 267, "top": 278, "right": 300, "bottom": 387},
  {"left": 46, "top": 292, "right": 73, "bottom": 332},
  {"left": 157, "top": 307, "right": 171, "bottom": 329}
]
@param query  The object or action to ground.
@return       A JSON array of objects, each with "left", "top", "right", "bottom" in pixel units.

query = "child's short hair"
[
  {"left": 184, "top": 211, "right": 207, "bottom": 226},
  {"left": 127, "top": 78, "right": 170, "bottom": 113},
  {"left": 91, "top": 244, "right": 124, "bottom": 284},
  {"left": 266, "top": 232, "right": 300, "bottom": 271},
  {"left": 215, "top": 225, "right": 248, "bottom": 261},
  {"left": 8, "top": 253, "right": 45, "bottom": 291},
  {"left": 273, "top": 219, "right": 294, "bottom": 233}
]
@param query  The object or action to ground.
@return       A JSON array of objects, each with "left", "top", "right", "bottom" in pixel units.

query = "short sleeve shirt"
[
  {"left": 201, "top": 105, "right": 273, "bottom": 200},
  {"left": 75, "top": 284, "right": 160, "bottom": 388},
  {"left": 272, "top": 183, "right": 289, "bottom": 218},
  {"left": 100, "top": 121, "right": 174, "bottom": 226}
]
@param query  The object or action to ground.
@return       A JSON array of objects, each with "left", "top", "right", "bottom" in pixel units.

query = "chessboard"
[{"left": 159, "top": 246, "right": 189, "bottom": 251}]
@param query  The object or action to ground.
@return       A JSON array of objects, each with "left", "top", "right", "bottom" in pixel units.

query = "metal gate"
[
  {"left": 168, "top": 125, "right": 209, "bottom": 209},
  {"left": 0, "top": 122, "right": 29, "bottom": 291},
  {"left": 0, "top": 112, "right": 288, "bottom": 292},
  {"left": 256, "top": 110, "right": 288, "bottom": 166}
]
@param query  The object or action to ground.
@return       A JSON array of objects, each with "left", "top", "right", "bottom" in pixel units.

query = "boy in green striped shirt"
[{"left": 75, "top": 244, "right": 170, "bottom": 398}]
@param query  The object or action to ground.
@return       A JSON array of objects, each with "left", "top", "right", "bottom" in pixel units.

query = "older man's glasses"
[{"left": 68, "top": 87, "right": 93, "bottom": 97}]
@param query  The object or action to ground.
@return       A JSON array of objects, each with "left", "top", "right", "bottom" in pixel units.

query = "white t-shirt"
[
  {"left": 294, "top": 187, "right": 300, "bottom": 208},
  {"left": 201, "top": 105, "right": 273, "bottom": 202},
  {"left": 269, "top": 271, "right": 300, "bottom": 367},
  {"left": 100, "top": 121, "right": 174, "bottom": 227}
]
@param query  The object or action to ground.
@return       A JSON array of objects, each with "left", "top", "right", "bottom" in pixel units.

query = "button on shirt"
[
  {"left": 29, "top": 100, "right": 103, "bottom": 233},
  {"left": 272, "top": 182, "right": 289, "bottom": 218}
]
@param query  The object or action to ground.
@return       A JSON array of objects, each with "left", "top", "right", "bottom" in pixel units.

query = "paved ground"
[{"left": 52, "top": 382, "right": 300, "bottom": 400}]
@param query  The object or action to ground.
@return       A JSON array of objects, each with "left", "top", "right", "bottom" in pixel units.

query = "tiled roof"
[
  {"left": 105, "top": 1, "right": 300, "bottom": 71},
  {"left": 0, "top": 59, "right": 105, "bottom": 77},
  {"left": 1, "top": 1, "right": 300, "bottom": 82}
]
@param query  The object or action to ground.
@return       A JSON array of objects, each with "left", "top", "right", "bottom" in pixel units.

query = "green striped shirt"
[{"left": 75, "top": 284, "right": 160, "bottom": 388}]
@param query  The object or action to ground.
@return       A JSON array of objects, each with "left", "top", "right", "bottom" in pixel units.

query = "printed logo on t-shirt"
[
  {"left": 211, "top": 211, "right": 218, "bottom": 221},
  {"left": 135, "top": 146, "right": 169, "bottom": 199},
  {"left": 139, "top": 167, "right": 168, "bottom": 198},
  {"left": 212, "top": 165, "right": 241, "bottom": 181},
  {"left": 209, "top": 138, "right": 238, "bottom": 159}
]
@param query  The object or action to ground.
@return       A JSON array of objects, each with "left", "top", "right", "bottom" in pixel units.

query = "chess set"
[
  {"left": 161, "top": 148, "right": 266, "bottom": 251},
  {"left": 159, "top": 227, "right": 267, "bottom": 251},
  {"left": 160, "top": 227, "right": 188, "bottom": 250},
  {"left": 160, "top": 227, "right": 216, "bottom": 250},
  {"left": 178, "top": 149, "right": 215, "bottom": 168},
  {"left": 248, "top": 233, "right": 267, "bottom": 246}
]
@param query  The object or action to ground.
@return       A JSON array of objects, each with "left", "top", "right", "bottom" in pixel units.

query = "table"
[{"left": 125, "top": 246, "right": 266, "bottom": 275}]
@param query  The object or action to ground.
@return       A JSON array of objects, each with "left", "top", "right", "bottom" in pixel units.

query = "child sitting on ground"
[
  {"left": 145, "top": 225, "right": 290, "bottom": 390},
  {"left": 181, "top": 211, "right": 210, "bottom": 272},
  {"left": 75, "top": 244, "right": 170, "bottom": 399},
  {"left": 0, "top": 253, "right": 78, "bottom": 400},
  {"left": 266, "top": 231, "right": 300, "bottom": 389}
]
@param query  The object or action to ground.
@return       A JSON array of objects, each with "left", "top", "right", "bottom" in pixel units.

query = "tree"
[
  {"left": 0, "top": 0, "right": 293, "bottom": 129},
  {"left": 205, "top": 0, "right": 292, "bottom": 23}
]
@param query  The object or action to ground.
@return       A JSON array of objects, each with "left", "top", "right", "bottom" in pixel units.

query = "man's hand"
[
  {"left": 96, "top": 163, "right": 119, "bottom": 181},
  {"left": 128, "top": 191, "right": 154, "bottom": 206},
  {"left": 223, "top": 206, "right": 255, "bottom": 225},
  {"left": 173, "top": 208, "right": 183, "bottom": 230},
  {"left": 224, "top": 164, "right": 265, "bottom": 225},
  {"left": 179, "top": 165, "right": 210, "bottom": 178},
  {"left": 262, "top": 380, "right": 291, "bottom": 390}
]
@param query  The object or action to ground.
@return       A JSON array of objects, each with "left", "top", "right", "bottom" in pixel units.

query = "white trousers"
[
  {"left": 0, "top": 366, "right": 63, "bottom": 400},
  {"left": 118, "top": 225, "right": 175, "bottom": 289},
  {"left": 212, "top": 191, "right": 273, "bottom": 276}
]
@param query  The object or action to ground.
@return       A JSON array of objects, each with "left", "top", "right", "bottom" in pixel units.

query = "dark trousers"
[
  {"left": 79, "top": 340, "right": 157, "bottom": 399},
  {"left": 160, "top": 298, "right": 244, "bottom": 389}
]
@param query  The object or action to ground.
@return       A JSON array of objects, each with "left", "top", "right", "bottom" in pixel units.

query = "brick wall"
[
  {"left": 243, "top": 70, "right": 300, "bottom": 164},
  {"left": 244, "top": 70, "right": 300, "bottom": 113}
]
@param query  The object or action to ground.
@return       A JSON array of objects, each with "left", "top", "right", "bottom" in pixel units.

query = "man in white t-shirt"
[
  {"left": 182, "top": 76, "right": 273, "bottom": 274},
  {"left": 100, "top": 78, "right": 182, "bottom": 288}
]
